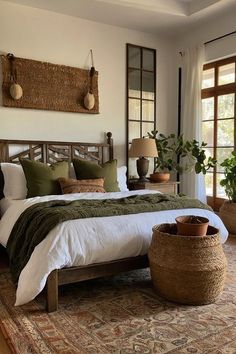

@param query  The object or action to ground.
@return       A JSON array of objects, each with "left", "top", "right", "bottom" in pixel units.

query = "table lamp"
[{"left": 129, "top": 138, "right": 158, "bottom": 182}]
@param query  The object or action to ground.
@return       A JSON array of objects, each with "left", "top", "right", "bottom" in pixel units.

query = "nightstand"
[{"left": 128, "top": 180, "right": 180, "bottom": 195}]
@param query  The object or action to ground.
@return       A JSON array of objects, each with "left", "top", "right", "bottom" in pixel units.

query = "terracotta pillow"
[{"left": 58, "top": 177, "right": 105, "bottom": 194}]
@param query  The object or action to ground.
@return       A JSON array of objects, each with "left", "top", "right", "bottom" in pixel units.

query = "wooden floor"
[{"left": 0, "top": 237, "right": 235, "bottom": 354}]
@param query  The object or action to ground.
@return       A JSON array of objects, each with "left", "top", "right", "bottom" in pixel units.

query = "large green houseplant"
[
  {"left": 219, "top": 152, "right": 236, "bottom": 235},
  {"left": 220, "top": 152, "right": 236, "bottom": 202},
  {"left": 147, "top": 130, "right": 216, "bottom": 182}
]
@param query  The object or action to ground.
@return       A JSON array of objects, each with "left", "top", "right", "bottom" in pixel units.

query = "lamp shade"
[{"left": 129, "top": 138, "right": 158, "bottom": 158}]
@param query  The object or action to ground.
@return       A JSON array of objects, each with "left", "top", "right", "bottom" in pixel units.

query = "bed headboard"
[{"left": 0, "top": 132, "right": 113, "bottom": 199}]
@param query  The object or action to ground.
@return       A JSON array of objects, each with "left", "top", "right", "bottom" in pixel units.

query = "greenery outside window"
[
  {"left": 126, "top": 44, "right": 156, "bottom": 178},
  {"left": 201, "top": 55, "right": 236, "bottom": 210}
]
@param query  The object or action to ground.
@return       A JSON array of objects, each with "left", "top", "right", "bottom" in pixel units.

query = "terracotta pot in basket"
[{"left": 175, "top": 215, "right": 209, "bottom": 236}]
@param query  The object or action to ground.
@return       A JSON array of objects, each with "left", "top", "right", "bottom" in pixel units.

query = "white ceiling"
[{"left": 2, "top": 0, "right": 236, "bottom": 36}]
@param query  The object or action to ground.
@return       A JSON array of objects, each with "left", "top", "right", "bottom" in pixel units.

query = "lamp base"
[{"left": 136, "top": 157, "right": 149, "bottom": 182}]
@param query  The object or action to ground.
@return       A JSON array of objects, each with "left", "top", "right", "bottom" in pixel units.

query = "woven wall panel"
[{"left": 1, "top": 55, "right": 99, "bottom": 114}]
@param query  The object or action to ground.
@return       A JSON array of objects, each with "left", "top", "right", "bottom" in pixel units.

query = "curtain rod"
[
  {"left": 179, "top": 30, "right": 236, "bottom": 56},
  {"left": 204, "top": 30, "right": 236, "bottom": 45}
]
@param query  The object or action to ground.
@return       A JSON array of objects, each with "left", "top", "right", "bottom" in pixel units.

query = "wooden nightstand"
[{"left": 128, "top": 180, "right": 180, "bottom": 195}]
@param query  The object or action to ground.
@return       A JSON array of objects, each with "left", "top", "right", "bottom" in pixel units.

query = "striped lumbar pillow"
[{"left": 58, "top": 177, "right": 105, "bottom": 194}]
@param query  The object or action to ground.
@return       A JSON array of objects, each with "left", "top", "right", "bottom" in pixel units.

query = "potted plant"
[
  {"left": 147, "top": 130, "right": 216, "bottom": 182},
  {"left": 219, "top": 152, "right": 236, "bottom": 235}
]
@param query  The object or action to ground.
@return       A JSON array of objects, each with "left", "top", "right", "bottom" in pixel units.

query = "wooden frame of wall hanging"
[{"left": 1, "top": 55, "right": 99, "bottom": 114}]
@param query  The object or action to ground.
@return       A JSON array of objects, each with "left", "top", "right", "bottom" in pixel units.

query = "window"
[
  {"left": 201, "top": 56, "right": 236, "bottom": 210},
  {"left": 126, "top": 44, "right": 156, "bottom": 178}
]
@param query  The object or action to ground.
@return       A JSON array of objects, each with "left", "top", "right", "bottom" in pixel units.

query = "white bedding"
[{"left": 0, "top": 190, "right": 228, "bottom": 306}]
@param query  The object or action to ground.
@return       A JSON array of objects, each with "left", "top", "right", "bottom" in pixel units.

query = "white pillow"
[
  {"left": 117, "top": 166, "right": 128, "bottom": 192},
  {"left": 69, "top": 163, "right": 76, "bottom": 179},
  {"left": 1, "top": 163, "right": 27, "bottom": 200}
]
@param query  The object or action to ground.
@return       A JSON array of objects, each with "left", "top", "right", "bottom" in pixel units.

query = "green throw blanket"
[{"left": 6, "top": 193, "right": 212, "bottom": 283}]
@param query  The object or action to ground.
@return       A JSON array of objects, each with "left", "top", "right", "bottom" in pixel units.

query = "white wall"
[
  {"left": 176, "top": 9, "right": 236, "bottom": 63},
  {"left": 0, "top": 0, "right": 176, "bottom": 165}
]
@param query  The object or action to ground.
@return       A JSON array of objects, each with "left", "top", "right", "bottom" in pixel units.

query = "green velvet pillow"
[
  {"left": 20, "top": 159, "right": 69, "bottom": 198},
  {"left": 72, "top": 159, "right": 120, "bottom": 192}
]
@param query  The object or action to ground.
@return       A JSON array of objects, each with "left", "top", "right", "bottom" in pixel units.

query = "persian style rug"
[{"left": 0, "top": 239, "right": 236, "bottom": 354}]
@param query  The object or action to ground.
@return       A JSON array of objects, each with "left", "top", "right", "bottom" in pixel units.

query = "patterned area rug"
[{"left": 0, "top": 239, "right": 236, "bottom": 354}]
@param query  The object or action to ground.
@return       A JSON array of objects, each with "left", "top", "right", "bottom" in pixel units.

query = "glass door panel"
[
  {"left": 205, "top": 147, "right": 214, "bottom": 172},
  {"left": 202, "top": 68, "right": 215, "bottom": 89},
  {"left": 202, "top": 121, "right": 214, "bottom": 146},
  {"left": 202, "top": 97, "right": 214, "bottom": 121},
  {"left": 216, "top": 147, "right": 234, "bottom": 172},
  {"left": 218, "top": 94, "right": 235, "bottom": 119},
  {"left": 217, "top": 119, "right": 234, "bottom": 146},
  {"left": 205, "top": 173, "right": 213, "bottom": 196},
  {"left": 218, "top": 63, "right": 235, "bottom": 85},
  {"left": 216, "top": 174, "right": 227, "bottom": 198}
]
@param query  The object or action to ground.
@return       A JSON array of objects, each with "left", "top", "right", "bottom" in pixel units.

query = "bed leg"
[{"left": 46, "top": 269, "right": 58, "bottom": 312}]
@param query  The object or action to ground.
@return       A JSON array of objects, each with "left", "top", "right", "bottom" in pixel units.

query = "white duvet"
[{"left": 0, "top": 190, "right": 228, "bottom": 306}]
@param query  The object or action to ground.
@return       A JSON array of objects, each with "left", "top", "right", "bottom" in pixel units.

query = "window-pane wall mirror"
[{"left": 126, "top": 44, "right": 156, "bottom": 178}]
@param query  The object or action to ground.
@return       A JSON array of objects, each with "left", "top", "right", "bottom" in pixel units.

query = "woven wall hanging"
[{"left": 1, "top": 54, "right": 99, "bottom": 114}]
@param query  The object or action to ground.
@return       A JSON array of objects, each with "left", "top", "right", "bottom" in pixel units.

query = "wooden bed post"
[
  {"left": 0, "top": 142, "right": 9, "bottom": 162},
  {"left": 46, "top": 269, "right": 58, "bottom": 312},
  {"left": 107, "top": 132, "right": 113, "bottom": 160}
]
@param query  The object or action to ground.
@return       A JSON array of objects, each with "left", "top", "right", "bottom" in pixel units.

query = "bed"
[{"left": 0, "top": 134, "right": 228, "bottom": 312}]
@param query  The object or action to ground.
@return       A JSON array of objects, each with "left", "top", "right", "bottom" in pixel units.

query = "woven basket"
[
  {"left": 148, "top": 224, "right": 227, "bottom": 305},
  {"left": 219, "top": 200, "right": 236, "bottom": 235}
]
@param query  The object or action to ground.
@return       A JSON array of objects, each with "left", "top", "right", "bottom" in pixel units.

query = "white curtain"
[{"left": 180, "top": 45, "right": 206, "bottom": 202}]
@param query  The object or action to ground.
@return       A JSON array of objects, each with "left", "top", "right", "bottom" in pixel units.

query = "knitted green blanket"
[{"left": 6, "top": 193, "right": 212, "bottom": 283}]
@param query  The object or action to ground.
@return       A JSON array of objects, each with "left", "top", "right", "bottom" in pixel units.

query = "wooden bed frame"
[{"left": 0, "top": 133, "right": 149, "bottom": 312}]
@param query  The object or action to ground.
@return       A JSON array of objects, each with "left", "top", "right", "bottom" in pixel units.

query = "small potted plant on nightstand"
[
  {"left": 147, "top": 130, "right": 216, "bottom": 182},
  {"left": 219, "top": 152, "right": 236, "bottom": 235}
]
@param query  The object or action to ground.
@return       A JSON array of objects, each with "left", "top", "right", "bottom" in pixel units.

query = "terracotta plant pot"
[
  {"left": 219, "top": 200, "right": 236, "bottom": 235},
  {"left": 149, "top": 172, "right": 170, "bottom": 183},
  {"left": 175, "top": 215, "right": 209, "bottom": 236}
]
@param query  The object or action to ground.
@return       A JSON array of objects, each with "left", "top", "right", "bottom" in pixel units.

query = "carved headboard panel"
[{"left": 0, "top": 132, "right": 113, "bottom": 199}]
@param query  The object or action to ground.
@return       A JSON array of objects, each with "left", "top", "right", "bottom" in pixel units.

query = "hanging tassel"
[
  {"left": 84, "top": 49, "right": 95, "bottom": 110},
  {"left": 7, "top": 53, "right": 23, "bottom": 100}
]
